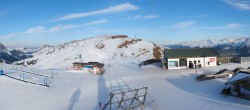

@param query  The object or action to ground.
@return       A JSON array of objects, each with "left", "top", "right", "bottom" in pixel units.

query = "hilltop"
[{"left": 17, "top": 35, "right": 162, "bottom": 69}]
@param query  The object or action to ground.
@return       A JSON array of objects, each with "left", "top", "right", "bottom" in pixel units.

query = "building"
[
  {"left": 224, "top": 71, "right": 250, "bottom": 99},
  {"left": 72, "top": 62, "right": 105, "bottom": 75},
  {"left": 217, "top": 50, "right": 237, "bottom": 64},
  {"left": 73, "top": 62, "right": 83, "bottom": 70},
  {"left": 240, "top": 57, "right": 250, "bottom": 64},
  {"left": 163, "top": 48, "right": 219, "bottom": 69}
]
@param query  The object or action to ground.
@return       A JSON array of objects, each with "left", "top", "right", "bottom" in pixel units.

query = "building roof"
[
  {"left": 225, "top": 71, "right": 250, "bottom": 85},
  {"left": 164, "top": 48, "right": 219, "bottom": 58},
  {"left": 217, "top": 50, "right": 237, "bottom": 57}
]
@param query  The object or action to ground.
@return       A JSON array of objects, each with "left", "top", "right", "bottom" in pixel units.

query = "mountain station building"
[
  {"left": 162, "top": 48, "right": 219, "bottom": 69},
  {"left": 217, "top": 50, "right": 237, "bottom": 64}
]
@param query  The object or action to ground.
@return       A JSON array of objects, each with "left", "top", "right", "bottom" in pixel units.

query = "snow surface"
[{"left": 1, "top": 62, "right": 250, "bottom": 110}]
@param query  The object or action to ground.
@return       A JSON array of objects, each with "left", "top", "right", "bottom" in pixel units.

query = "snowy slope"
[
  {"left": 1, "top": 61, "right": 250, "bottom": 110},
  {"left": 17, "top": 35, "right": 162, "bottom": 69}
]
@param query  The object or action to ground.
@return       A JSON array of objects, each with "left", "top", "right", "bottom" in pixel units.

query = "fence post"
[
  {"left": 142, "top": 87, "right": 148, "bottom": 104},
  {"left": 0, "top": 67, "right": 3, "bottom": 76},
  {"left": 129, "top": 88, "right": 138, "bottom": 109},
  {"left": 44, "top": 77, "right": 48, "bottom": 86},
  {"left": 51, "top": 70, "right": 54, "bottom": 78}
]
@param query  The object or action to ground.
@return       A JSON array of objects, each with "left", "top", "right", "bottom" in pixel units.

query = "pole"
[
  {"left": 51, "top": 70, "right": 54, "bottom": 78},
  {"left": 44, "top": 77, "right": 48, "bottom": 86},
  {"left": 139, "top": 60, "right": 140, "bottom": 69}
]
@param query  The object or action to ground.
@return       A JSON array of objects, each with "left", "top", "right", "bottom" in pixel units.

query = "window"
[
  {"left": 169, "top": 61, "right": 178, "bottom": 67},
  {"left": 198, "top": 60, "right": 200, "bottom": 63},
  {"left": 207, "top": 62, "right": 210, "bottom": 65},
  {"left": 179, "top": 58, "right": 187, "bottom": 67}
]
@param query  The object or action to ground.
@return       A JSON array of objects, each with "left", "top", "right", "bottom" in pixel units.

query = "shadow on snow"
[
  {"left": 166, "top": 73, "right": 250, "bottom": 106},
  {"left": 67, "top": 87, "right": 81, "bottom": 110}
]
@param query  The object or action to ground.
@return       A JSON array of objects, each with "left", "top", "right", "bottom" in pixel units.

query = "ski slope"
[{"left": 1, "top": 61, "right": 250, "bottom": 110}]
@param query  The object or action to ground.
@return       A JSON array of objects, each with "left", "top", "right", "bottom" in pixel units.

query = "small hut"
[{"left": 223, "top": 71, "right": 250, "bottom": 99}]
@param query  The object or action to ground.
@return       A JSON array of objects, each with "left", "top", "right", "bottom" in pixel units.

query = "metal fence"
[{"left": 102, "top": 87, "right": 160, "bottom": 110}]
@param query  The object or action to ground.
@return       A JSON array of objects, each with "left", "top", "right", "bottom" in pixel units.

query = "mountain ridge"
[
  {"left": 16, "top": 35, "right": 162, "bottom": 69},
  {"left": 167, "top": 37, "right": 250, "bottom": 56}
]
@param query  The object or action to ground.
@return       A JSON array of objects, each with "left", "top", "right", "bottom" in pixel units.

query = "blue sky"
[{"left": 0, "top": 0, "right": 250, "bottom": 47}]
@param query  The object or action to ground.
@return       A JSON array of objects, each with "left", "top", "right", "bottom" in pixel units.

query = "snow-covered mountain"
[
  {"left": 0, "top": 43, "right": 38, "bottom": 63},
  {"left": 8, "top": 47, "right": 40, "bottom": 55},
  {"left": 0, "top": 43, "right": 6, "bottom": 51},
  {"left": 0, "top": 43, "right": 19, "bottom": 63},
  {"left": 17, "top": 35, "right": 162, "bottom": 69},
  {"left": 167, "top": 37, "right": 250, "bottom": 56}
]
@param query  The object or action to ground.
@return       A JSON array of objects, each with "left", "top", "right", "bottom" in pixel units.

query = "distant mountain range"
[
  {"left": 2, "top": 36, "right": 250, "bottom": 67},
  {"left": 0, "top": 43, "right": 38, "bottom": 63},
  {"left": 167, "top": 37, "right": 250, "bottom": 57}
]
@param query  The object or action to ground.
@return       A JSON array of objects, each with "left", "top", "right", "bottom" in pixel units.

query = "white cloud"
[
  {"left": 223, "top": 0, "right": 250, "bottom": 10},
  {"left": 54, "top": 3, "right": 139, "bottom": 22},
  {"left": 0, "top": 33, "right": 20, "bottom": 40},
  {"left": 82, "top": 19, "right": 108, "bottom": 26},
  {"left": 24, "top": 26, "right": 45, "bottom": 34},
  {"left": 225, "top": 23, "right": 243, "bottom": 29},
  {"left": 49, "top": 25, "right": 76, "bottom": 32},
  {"left": 132, "top": 14, "right": 159, "bottom": 19},
  {"left": 49, "top": 19, "right": 108, "bottom": 32},
  {"left": 173, "top": 21, "right": 196, "bottom": 28},
  {"left": 208, "top": 23, "right": 244, "bottom": 29},
  {"left": 0, "top": 19, "right": 108, "bottom": 39},
  {"left": 173, "top": 14, "right": 208, "bottom": 18}
]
